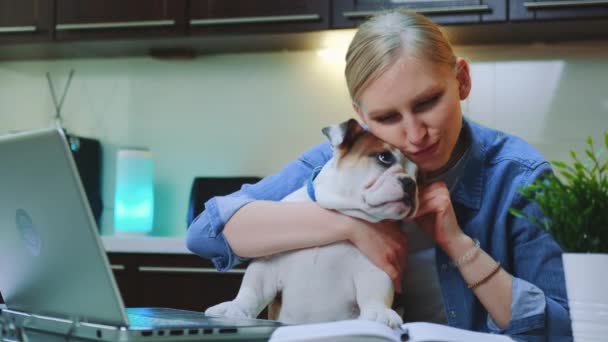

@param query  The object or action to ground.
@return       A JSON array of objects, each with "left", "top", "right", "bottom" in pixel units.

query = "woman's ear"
[{"left": 455, "top": 58, "right": 471, "bottom": 100}]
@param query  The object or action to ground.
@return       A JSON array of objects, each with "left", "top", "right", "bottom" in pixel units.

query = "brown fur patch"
[
  {"left": 336, "top": 131, "right": 393, "bottom": 169},
  {"left": 267, "top": 292, "right": 282, "bottom": 320}
]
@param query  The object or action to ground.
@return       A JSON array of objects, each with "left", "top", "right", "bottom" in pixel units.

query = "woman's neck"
[{"left": 422, "top": 125, "right": 470, "bottom": 183}]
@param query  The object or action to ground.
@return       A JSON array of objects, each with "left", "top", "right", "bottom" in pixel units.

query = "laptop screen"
[{"left": 0, "top": 128, "right": 128, "bottom": 326}]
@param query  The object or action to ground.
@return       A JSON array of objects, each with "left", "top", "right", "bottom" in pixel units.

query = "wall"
[{"left": 1, "top": 34, "right": 607, "bottom": 237}]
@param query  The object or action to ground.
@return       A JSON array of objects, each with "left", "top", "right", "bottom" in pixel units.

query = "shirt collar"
[
  {"left": 425, "top": 117, "right": 486, "bottom": 211},
  {"left": 451, "top": 117, "right": 487, "bottom": 210}
]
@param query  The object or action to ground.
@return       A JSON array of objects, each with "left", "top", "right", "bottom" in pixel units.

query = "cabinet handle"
[
  {"left": 190, "top": 14, "right": 321, "bottom": 26},
  {"left": 524, "top": 0, "right": 608, "bottom": 9},
  {"left": 0, "top": 26, "right": 36, "bottom": 33},
  {"left": 56, "top": 20, "right": 175, "bottom": 31},
  {"left": 110, "top": 264, "right": 125, "bottom": 271},
  {"left": 137, "top": 266, "right": 246, "bottom": 274},
  {"left": 343, "top": 5, "right": 491, "bottom": 19}
]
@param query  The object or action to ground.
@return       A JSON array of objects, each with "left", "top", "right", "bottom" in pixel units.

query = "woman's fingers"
[
  {"left": 385, "top": 263, "right": 401, "bottom": 293},
  {"left": 412, "top": 181, "right": 463, "bottom": 247},
  {"left": 416, "top": 183, "right": 449, "bottom": 207}
]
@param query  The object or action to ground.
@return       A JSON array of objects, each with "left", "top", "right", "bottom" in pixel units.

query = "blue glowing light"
[{"left": 114, "top": 149, "right": 154, "bottom": 234}]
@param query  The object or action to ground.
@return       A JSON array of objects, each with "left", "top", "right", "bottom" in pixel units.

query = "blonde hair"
[{"left": 345, "top": 9, "right": 457, "bottom": 104}]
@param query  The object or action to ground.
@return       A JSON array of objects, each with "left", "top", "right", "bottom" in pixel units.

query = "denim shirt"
[{"left": 187, "top": 117, "right": 572, "bottom": 339}]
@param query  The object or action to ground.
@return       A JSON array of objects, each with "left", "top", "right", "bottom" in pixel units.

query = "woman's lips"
[{"left": 409, "top": 141, "right": 439, "bottom": 159}]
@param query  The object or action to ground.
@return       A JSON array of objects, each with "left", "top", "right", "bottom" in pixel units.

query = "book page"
[
  {"left": 404, "top": 322, "right": 514, "bottom": 342},
  {"left": 269, "top": 319, "right": 402, "bottom": 342},
  {"left": 269, "top": 319, "right": 515, "bottom": 342}
]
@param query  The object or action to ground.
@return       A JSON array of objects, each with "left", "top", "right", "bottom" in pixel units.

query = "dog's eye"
[{"left": 377, "top": 152, "right": 395, "bottom": 166}]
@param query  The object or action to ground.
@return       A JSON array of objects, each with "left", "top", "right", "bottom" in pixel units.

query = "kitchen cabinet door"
[
  {"left": 510, "top": 0, "right": 608, "bottom": 21},
  {"left": 189, "top": 0, "right": 330, "bottom": 35},
  {"left": 333, "top": 0, "right": 506, "bottom": 28},
  {"left": 0, "top": 0, "right": 52, "bottom": 44},
  {"left": 55, "top": 0, "right": 187, "bottom": 41}
]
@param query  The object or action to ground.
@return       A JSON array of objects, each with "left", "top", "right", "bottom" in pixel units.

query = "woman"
[{"left": 187, "top": 9, "right": 571, "bottom": 338}]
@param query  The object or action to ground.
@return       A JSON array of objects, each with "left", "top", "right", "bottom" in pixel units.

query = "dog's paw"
[
  {"left": 205, "top": 301, "right": 253, "bottom": 319},
  {"left": 359, "top": 307, "right": 403, "bottom": 329}
]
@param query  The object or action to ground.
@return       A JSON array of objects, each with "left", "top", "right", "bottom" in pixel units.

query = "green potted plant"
[{"left": 509, "top": 131, "right": 608, "bottom": 340}]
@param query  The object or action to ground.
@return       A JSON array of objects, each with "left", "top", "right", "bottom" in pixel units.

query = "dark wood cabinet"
[
  {"left": 107, "top": 253, "right": 254, "bottom": 315},
  {"left": 0, "top": 0, "right": 52, "bottom": 44},
  {"left": 332, "top": 0, "right": 506, "bottom": 28},
  {"left": 1, "top": 0, "right": 608, "bottom": 59},
  {"left": 188, "top": 0, "right": 330, "bottom": 35},
  {"left": 510, "top": 0, "right": 608, "bottom": 21},
  {"left": 54, "top": 0, "right": 187, "bottom": 41}
]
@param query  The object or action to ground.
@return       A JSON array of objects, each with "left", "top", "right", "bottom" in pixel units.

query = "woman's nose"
[{"left": 403, "top": 118, "right": 427, "bottom": 145}]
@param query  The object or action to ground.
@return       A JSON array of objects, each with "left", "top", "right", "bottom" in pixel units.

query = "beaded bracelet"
[
  {"left": 468, "top": 262, "right": 502, "bottom": 289},
  {"left": 451, "top": 238, "right": 480, "bottom": 268}
]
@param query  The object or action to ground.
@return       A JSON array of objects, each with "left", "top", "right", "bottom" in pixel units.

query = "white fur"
[
  {"left": 205, "top": 188, "right": 403, "bottom": 327},
  {"left": 205, "top": 124, "right": 417, "bottom": 328}
]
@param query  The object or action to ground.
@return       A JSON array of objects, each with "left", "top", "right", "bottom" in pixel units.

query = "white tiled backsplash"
[{"left": 1, "top": 39, "right": 607, "bottom": 237}]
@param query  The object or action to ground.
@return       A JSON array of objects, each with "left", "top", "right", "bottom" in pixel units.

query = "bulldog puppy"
[{"left": 205, "top": 119, "right": 418, "bottom": 328}]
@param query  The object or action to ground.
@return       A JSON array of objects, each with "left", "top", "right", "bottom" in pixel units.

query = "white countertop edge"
[{"left": 101, "top": 236, "right": 191, "bottom": 254}]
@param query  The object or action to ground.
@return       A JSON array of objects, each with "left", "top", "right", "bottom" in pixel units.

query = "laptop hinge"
[{"left": 2, "top": 308, "right": 125, "bottom": 341}]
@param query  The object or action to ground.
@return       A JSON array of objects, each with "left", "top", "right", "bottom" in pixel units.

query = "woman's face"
[{"left": 354, "top": 53, "right": 471, "bottom": 174}]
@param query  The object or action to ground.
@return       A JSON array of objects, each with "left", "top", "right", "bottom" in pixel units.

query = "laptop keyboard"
[
  {"left": 126, "top": 307, "right": 283, "bottom": 329},
  {"left": 128, "top": 313, "right": 213, "bottom": 328}
]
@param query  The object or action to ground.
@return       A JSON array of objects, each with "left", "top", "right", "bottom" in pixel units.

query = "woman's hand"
[
  {"left": 346, "top": 218, "right": 408, "bottom": 293},
  {"left": 411, "top": 181, "right": 466, "bottom": 255}
]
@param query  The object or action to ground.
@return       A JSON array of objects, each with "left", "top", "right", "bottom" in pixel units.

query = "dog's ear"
[{"left": 321, "top": 119, "right": 364, "bottom": 148}]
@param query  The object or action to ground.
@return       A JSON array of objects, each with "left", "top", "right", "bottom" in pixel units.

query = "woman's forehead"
[{"left": 358, "top": 55, "right": 450, "bottom": 113}]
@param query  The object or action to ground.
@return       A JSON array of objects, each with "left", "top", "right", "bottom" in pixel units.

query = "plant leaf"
[{"left": 510, "top": 130, "right": 608, "bottom": 253}]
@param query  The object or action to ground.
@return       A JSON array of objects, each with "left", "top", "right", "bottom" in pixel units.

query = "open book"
[{"left": 269, "top": 319, "right": 514, "bottom": 342}]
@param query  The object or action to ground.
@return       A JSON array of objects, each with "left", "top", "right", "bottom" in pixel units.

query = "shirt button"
[{"left": 449, "top": 310, "right": 457, "bottom": 318}]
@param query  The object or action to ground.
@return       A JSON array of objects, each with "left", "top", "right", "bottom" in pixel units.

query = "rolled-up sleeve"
[
  {"left": 487, "top": 277, "right": 546, "bottom": 333},
  {"left": 186, "top": 142, "right": 332, "bottom": 271}
]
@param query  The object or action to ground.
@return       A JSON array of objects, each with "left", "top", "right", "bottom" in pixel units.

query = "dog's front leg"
[
  {"left": 354, "top": 262, "right": 403, "bottom": 328},
  {"left": 205, "top": 260, "right": 279, "bottom": 319}
]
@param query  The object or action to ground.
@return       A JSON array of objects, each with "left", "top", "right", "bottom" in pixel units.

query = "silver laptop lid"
[{"left": 0, "top": 128, "right": 129, "bottom": 326}]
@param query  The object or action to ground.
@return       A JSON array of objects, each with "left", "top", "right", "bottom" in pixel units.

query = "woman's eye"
[
  {"left": 415, "top": 95, "right": 439, "bottom": 112},
  {"left": 376, "top": 113, "right": 399, "bottom": 123},
  {"left": 377, "top": 152, "right": 395, "bottom": 166}
]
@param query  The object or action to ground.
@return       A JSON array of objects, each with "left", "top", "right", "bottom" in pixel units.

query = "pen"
[{"left": 400, "top": 328, "right": 409, "bottom": 341}]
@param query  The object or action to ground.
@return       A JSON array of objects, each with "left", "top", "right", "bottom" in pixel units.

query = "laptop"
[{"left": 0, "top": 128, "right": 282, "bottom": 341}]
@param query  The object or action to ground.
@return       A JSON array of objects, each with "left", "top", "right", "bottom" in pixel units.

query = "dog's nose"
[{"left": 400, "top": 177, "right": 416, "bottom": 195}]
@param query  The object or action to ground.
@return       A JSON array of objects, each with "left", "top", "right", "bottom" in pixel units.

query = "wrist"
[
  {"left": 329, "top": 209, "right": 356, "bottom": 243},
  {"left": 442, "top": 233, "right": 475, "bottom": 261}
]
